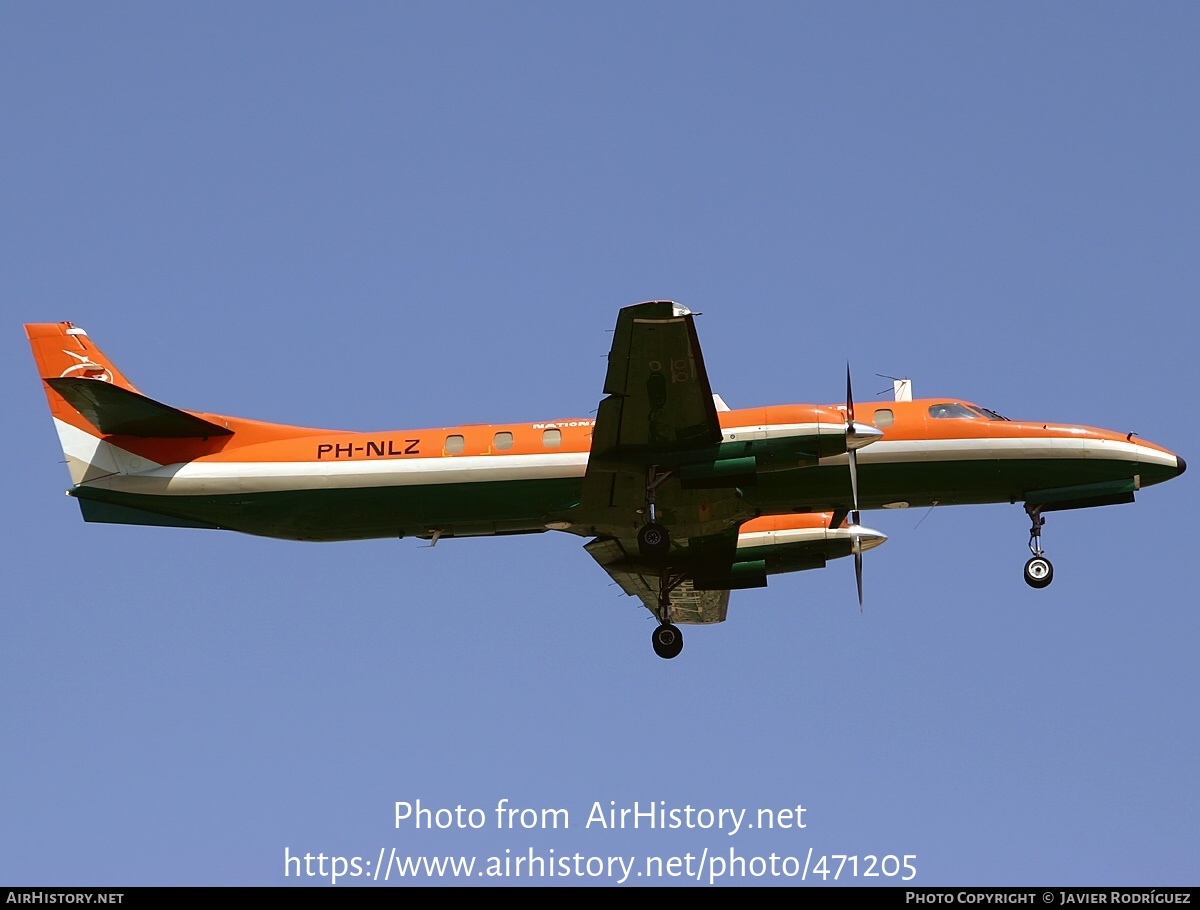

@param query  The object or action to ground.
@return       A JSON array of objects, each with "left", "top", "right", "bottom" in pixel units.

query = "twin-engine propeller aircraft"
[{"left": 27, "top": 302, "right": 1185, "bottom": 658}]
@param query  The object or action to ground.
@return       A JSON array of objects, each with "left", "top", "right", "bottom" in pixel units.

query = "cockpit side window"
[{"left": 928, "top": 402, "right": 980, "bottom": 419}]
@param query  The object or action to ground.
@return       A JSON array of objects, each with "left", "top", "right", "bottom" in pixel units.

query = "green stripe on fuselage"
[
  {"left": 71, "top": 477, "right": 582, "bottom": 542},
  {"left": 69, "top": 452, "right": 1158, "bottom": 542}
]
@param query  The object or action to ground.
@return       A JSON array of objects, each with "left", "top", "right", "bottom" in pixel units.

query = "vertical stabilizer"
[
  {"left": 26, "top": 322, "right": 140, "bottom": 394},
  {"left": 25, "top": 323, "right": 164, "bottom": 485}
]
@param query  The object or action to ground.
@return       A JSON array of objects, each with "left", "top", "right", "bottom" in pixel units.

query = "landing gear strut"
[
  {"left": 637, "top": 464, "right": 685, "bottom": 657},
  {"left": 651, "top": 566, "right": 687, "bottom": 659},
  {"left": 637, "top": 465, "right": 673, "bottom": 559},
  {"left": 1023, "top": 504, "right": 1054, "bottom": 589}
]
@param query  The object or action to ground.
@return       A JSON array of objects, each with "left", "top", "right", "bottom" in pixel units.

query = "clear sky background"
[{"left": 3, "top": 3, "right": 1197, "bottom": 887}]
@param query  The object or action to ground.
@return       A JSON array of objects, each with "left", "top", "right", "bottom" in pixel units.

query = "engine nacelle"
[
  {"left": 693, "top": 513, "right": 886, "bottom": 590},
  {"left": 678, "top": 456, "right": 758, "bottom": 489},
  {"left": 693, "top": 558, "right": 768, "bottom": 590}
]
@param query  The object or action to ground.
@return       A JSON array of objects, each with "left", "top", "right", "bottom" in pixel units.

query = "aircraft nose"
[{"left": 1177, "top": 455, "right": 1187, "bottom": 476}]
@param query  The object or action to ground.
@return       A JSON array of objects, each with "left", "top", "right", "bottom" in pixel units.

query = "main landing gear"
[
  {"left": 651, "top": 566, "right": 689, "bottom": 659},
  {"left": 636, "top": 465, "right": 687, "bottom": 659},
  {"left": 638, "top": 522, "right": 670, "bottom": 559},
  {"left": 651, "top": 622, "right": 683, "bottom": 659},
  {"left": 637, "top": 465, "right": 673, "bottom": 559},
  {"left": 638, "top": 465, "right": 685, "bottom": 658},
  {"left": 1023, "top": 504, "right": 1054, "bottom": 589}
]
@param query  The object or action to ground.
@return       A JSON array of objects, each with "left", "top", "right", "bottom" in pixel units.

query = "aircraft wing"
[
  {"left": 576, "top": 301, "right": 753, "bottom": 623},
  {"left": 584, "top": 537, "right": 730, "bottom": 624},
  {"left": 578, "top": 301, "right": 749, "bottom": 539},
  {"left": 590, "top": 300, "right": 722, "bottom": 457}
]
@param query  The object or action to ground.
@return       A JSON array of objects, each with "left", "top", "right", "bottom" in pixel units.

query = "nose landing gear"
[
  {"left": 1023, "top": 555, "right": 1054, "bottom": 588},
  {"left": 1023, "top": 504, "right": 1054, "bottom": 589}
]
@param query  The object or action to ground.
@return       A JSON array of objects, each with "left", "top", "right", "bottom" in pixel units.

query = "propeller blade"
[
  {"left": 848, "top": 447, "right": 860, "bottom": 517},
  {"left": 846, "top": 364, "right": 861, "bottom": 513},
  {"left": 846, "top": 363, "right": 856, "bottom": 425},
  {"left": 847, "top": 363, "right": 865, "bottom": 610},
  {"left": 854, "top": 547, "right": 864, "bottom": 610}
]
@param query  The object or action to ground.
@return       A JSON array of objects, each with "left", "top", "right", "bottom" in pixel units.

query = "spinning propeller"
[{"left": 844, "top": 365, "right": 884, "bottom": 609}]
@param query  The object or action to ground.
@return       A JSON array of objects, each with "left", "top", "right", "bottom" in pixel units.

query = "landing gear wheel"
[
  {"left": 1024, "top": 556, "right": 1054, "bottom": 589},
  {"left": 651, "top": 623, "right": 683, "bottom": 659},
  {"left": 638, "top": 522, "right": 671, "bottom": 559}
]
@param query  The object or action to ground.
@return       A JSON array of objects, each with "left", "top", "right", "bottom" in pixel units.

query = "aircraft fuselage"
[{"left": 62, "top": 398, "right": 1181, "bottom": 542}]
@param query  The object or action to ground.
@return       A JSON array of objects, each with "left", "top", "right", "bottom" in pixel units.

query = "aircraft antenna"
[
  {"left": 876, "top": 373, "right": 912, "bottom": 401},
  {"left": 913, "top": 501, "right": 939, "bottom": 530},
  {"left": 875, "top": 373, "right": 901, "bottom": 396}
]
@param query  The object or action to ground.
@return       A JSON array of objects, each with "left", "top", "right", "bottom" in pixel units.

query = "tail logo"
[{"left": 59, "top": 349, "right": 112, "bottom": 383}]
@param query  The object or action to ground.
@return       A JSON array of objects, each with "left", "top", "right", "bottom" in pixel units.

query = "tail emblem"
[{"left": 59, "top": 349, "right": 112, "bottom": 383}]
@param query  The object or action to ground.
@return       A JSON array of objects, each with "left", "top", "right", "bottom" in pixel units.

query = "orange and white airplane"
[{"left": 26, "top": 302, "right": 1185, "bottom": 658}]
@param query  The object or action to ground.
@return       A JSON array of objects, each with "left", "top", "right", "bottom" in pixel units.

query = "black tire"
[
  {"left": 1023, "top": 556, "right": 1054, "bottom": 589},
  {"left": 637, "top": 522, "right": 671, "bottom": 558},
  {"left": 651, "top": 623, "right": 684, "bottom": 659}
]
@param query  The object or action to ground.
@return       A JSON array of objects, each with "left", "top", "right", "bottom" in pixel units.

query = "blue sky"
[{"left": 3, "top": 3, "right": 1196, "bottom": 886}]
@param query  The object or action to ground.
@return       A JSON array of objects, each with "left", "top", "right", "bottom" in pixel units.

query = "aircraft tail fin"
[
  {"left": 26, "top": 322, "right": 140, "bottom": 394},
  {"left": 25, "top": 322, "right": 232, "bottom": 485}
]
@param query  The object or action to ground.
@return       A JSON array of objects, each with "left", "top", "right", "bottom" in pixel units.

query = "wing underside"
[{"left": 584, "top": 537, "right": 730, "bottom": 624}]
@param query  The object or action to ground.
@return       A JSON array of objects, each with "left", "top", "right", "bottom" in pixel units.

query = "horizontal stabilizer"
[
  {"left": 45, "top": 377, "right": 233, "bottom": 438},
  {"left": 76, "top": 495, "right": 222, "bottom": 530}
]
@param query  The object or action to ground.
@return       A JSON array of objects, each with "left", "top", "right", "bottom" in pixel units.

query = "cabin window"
[
  {"left": 928, "top": 402, "right": 979, "bottom": 420},
  {"left": 493, "top": 431, "right": 513, "bottom": 451},
  {"left": 873, "top": 408, "right": 894, "bottom": 428},
  {"left": 445, "top": 434, "right": 465, "bottom": 454},
  {"left": 542, "top": 428, "right": 562, "bottom": 448}
]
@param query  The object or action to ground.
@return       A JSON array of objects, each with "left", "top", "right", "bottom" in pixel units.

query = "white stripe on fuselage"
[
  {"left": 71, "top": 422, "right": 836, "bottom": 495},
  {"left": 844, "top": 436, "right": 1178, "bottom": 470},
  {"left": 82, "top": 451, "right": 593, "bottom": 495},
  {"left": 69, "top": 426, "right": 1171, "bottom": 497},
  {"left": 720, "top": 422, "right": 832, "bottom": 442}
]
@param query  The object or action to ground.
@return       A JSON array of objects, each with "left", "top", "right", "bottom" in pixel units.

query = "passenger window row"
[{"left": 443, "top": 428, "right": 562, "bottom": 454}]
